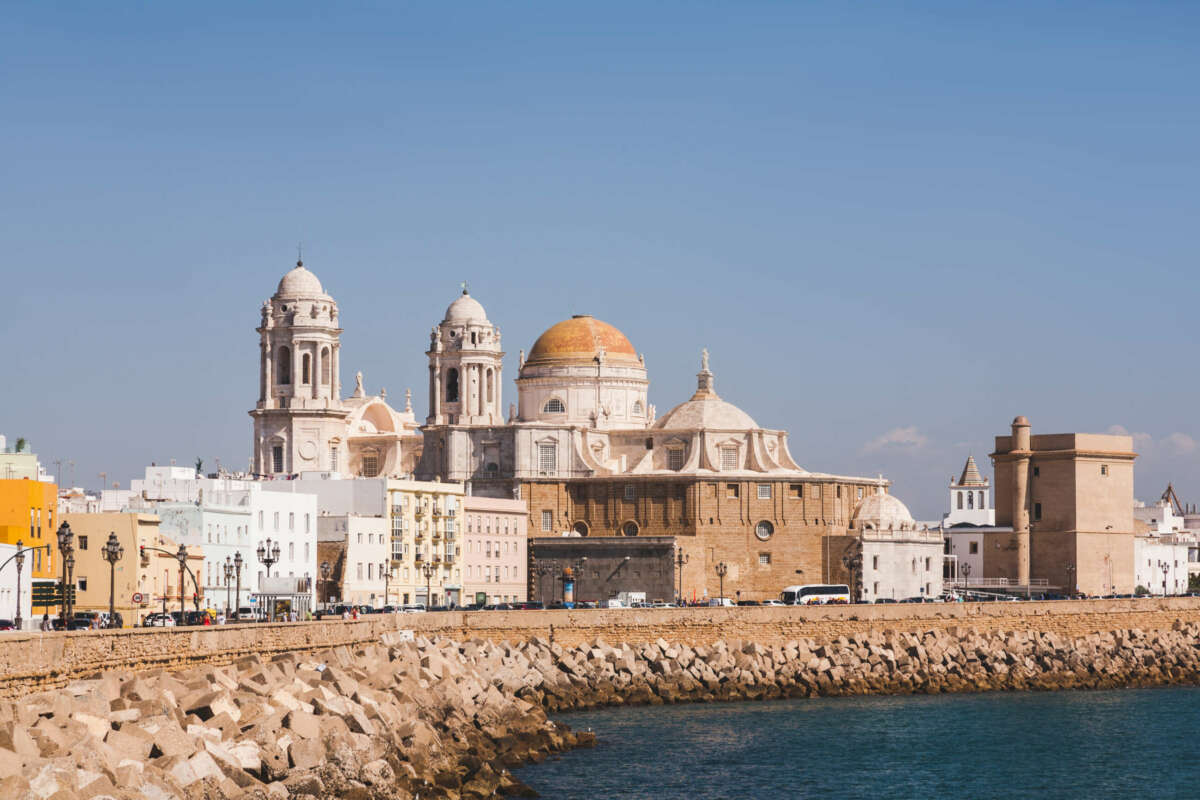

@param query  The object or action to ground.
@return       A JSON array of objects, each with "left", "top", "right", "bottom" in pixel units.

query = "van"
[{"left": 708, "top": 597, "right": 735, "bottom": 607}]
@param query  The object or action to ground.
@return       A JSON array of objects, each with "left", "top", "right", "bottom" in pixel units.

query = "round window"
[
  {"left": 622, "top": 521, "right": 639, "bottom": 537},
  {"left": 755, "top": 520, "right": 774, "bottom": 541}
]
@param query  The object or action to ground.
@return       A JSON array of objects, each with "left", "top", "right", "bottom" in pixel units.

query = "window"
[
  {"left": 330, "top": 446, "right": 339, "bottom": 471},
  {"left": 78, "top": 535, "right": 88, "bottom": 551},
  {"left": 969, "top": 541, "right": 979, "bottom": 555},
  {"left": 272, "top": 446, "right": 284, "bottom": 474},
  {"left": 967, "top": 492, "right": 974, "bottom": 510},
  {"left": 1034, "top": 502, "right": 1042, "bottom": 521},
  {"left": 288, "top": 512, "right": 294, "bottom": 531},
  {"left": 277, "top": 346, "right": 291, "bottom": 385},
  {"left": 633, "top": 401, "right": 643, "bottom": 415},
  {"left": 758, "top": 553, "right": 771, "bottom": 566},
  {"left": 727, "top": 483, "right": 740, "bottom": 499},
  {"left": 957, "top": 492, "right": 963, "bottom": 510},
  {"left": 624, "top": 484, "right": 636, "bottom": 502},
  {"left": 720, "top": 447, "right": 738, "bottom": 471},
  {"left": 258, "top": 511, "right": 264, "bottom": 529},
  {"left": 356, "top": 563, "right": 363, "bottom": 580},
  {"left": 924, "top": 557, "right": 931, "bottom": 571},
  {"left": 367, "top": 563, "right": 373, "bottom": 580},
  {"left": 543, "top": 398, "right": 565, "bottom": 414},
  {"left": 873, "top": 582, "right": 880, "bottom": 595},
  {"left": 304, "top": 514, "right": 310, "bottom": 534},
  {"left": 755, "top": 520, "right": 774, "bottom": 540},
  {"left": 321, "top": 347, "right": 331, "bottom": 385},
  {"left": 811, "top": 485, "right": 821, "bottom": 499},
  {"left": 872, "top": 555, "right": 879, "bottom": 570},
  {"left": 978, "top": 491, "right": 984, "bottom": 508},
  {"left": 301, "top": 353, "right": 311, "bottom": 384},
  {"left": 304, "top": 542, "right": 310, "bottom": 561},
  {"left": 446, "top": 368, "right": 460, "bottom": 403},
  {"left": 541, "top": 510, "right": 553, "bottom": 532},
  {"left": 361, "top": 452, "right": 380, "bottom": 478},
  {"left": 1033, "top": 466, "right": 1040, "bottom": 477},
  {"left": 77, "top": 577, "right": 87, "bottom": 591},
  {"left": 622, "top": 521, "right": 638, "bottom": 537},
  {"left": 668, "top": 449, "right": 684, "bottom": 471},
  {"left": 857, "top": 487, "right": 864, "bottom": 500},
  {"left": 538, "top": 444, "right": 556, "bottom": 472},
  {"left": 273, "top": 512, "right": 279, "bottom": 531},
  {"left": 789, "top": 484, "right": 802, "bottom": 499},
  {"left": 1101, "top": 465, "right": 1109, "bottom": 476},
  {"left": 757, "top": 484, "right": 771, "bottom": 500}
]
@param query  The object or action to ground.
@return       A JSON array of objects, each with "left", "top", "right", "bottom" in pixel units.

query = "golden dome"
[{"left": 525, "top": 315, "right": 640, "bottom": 367}]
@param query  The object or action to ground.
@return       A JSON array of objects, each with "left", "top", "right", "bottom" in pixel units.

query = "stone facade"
[
  {"left": 528, "top": 536, "right": 675, "bottom": 605},
  {"left": 462, "top": 495, "right": 528, "bottom": 605},
  {"left": 991, "top": 416, "right": 1137, "bottom": 595}
]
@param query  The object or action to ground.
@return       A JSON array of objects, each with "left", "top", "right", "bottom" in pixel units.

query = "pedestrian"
[
  {"left": 216, "top": 613, "right": 225, "bottom": 625},
  {"left": 39, "top": 613, "right": 51, "bottom": 632}
]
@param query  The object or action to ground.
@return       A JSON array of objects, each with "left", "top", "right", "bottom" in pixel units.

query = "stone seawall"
[
  {"left": 3, "top": 621, "right": 1200, "bottom": 798},
  {"left": 4, "top": 598, "right": 1200, "bottom": 698}
]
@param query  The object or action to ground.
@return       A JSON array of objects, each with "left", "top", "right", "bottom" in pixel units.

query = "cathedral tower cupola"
[{"left": 427, "top": 286, "right": 505, "bottom": 426}]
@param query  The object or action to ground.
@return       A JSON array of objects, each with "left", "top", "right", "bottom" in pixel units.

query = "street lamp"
[
  {"left": 3, "top": 539, "right": 48, "bottom": 631},
  {"left": 64, "top": 552, "right": 75, "bottom": 623},
  {"left": 841, "top": 549, "right": 863, "bottom": 604},
  {"left": 715, "top": 562, "right": 728, "bottom": 604},
  {"left": 421, "top": 559, "right": 437, "bottom": 609},
  {"left": 674, "top": 548, "right": 689, "bottom": 605},
  {"left": 56, "top": 521, "right": 74, "bottom": 622},
  {"left": 1066, "top": 564, "right": 1076, "bottom": 597},
  {"left": 320, "top": 560, "right": 331, "bottom": 607},
  {"left": 223, "top": 557, "right": 234, "bottom": 618},
  {"left": 257, "top": 539, "right": 281, "bottom": 621},
  {"left": 102, "top": 532, "right": 124, "bottom": 628},
  {"left": 571, "top": 557, "right": 588, "bottom": 605},
  {"left": 174, "top": 543, "right": 190, "bottom": 620},
  {"left": 233, "top": 551, "right": 243, "bottom": 621},
  {"left": 382, "top": 561, "right": 394, "bottom": 609}
]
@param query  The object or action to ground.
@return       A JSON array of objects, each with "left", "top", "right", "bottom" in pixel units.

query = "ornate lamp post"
[
  {"left": 572, "top": 557, "right": 588, "bottom": 606},
  {"left": 173, "top": 543, "right": 191, "bottom": 620},
  {"left": 55, "top": 521, "right": 74, "bottom": 622},
  {"left": 102, "top": 532, "right": 124, "bottom": 628},
  {"left": 257, "top": 539, "right": 281, "bottom": 621},
  {"left": 320, "top": 560, "right": 331, "bottom": 607},
  {"left": 64, "top": 552, "right": 76, "bottom": 622},
  {"left": 3, "top": 539, "right": 48, "bottom": 631},
  {"left": 223, "top": 557, "right": 234, "bottom": 618},
  {"left": 841, "top": 548, "right": 863, "bottom": 604},
  {"left": 233, "top": 551, "right": 243, "bottom": 620},
  {"left": 534, "top": 563, "right": 557, "bottom": 607},
  {"left": 420, "top": 560, "right": 436, "bottom": 609},
  {"left": 1066, "top": 563, "right": 1076, "bottom": 597},
  {"left": 674, "top": 548, "right": 689, "bottom": 605},
  {"left": 382, "top": 561, "right": 394, "bottom": 609},
  {"left": 715, "top": 562, "right": 728, "bottom": 604}
]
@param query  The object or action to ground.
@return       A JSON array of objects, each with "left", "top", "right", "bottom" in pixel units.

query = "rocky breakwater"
[
  {"left": 525, "top": 620, "right": 1200, "bottom": 710},
  {"left": 0, "top": 631, "right": 592, "bottom": 800},
  {"left": 3, "top": 622, "right": 1200, "bottom": 799}
]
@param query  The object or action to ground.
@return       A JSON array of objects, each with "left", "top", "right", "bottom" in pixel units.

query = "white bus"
[{"left": 781, "top": 584, "right": 851, "bottom": 605}]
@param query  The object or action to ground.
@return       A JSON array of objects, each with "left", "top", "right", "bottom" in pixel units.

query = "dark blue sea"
[{"left": 522, "top": 688, "right": 1200, "bottom": 799}]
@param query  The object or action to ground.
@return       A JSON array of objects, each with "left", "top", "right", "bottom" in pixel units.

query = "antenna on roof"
[{"left": 297, "top": 242, "right": 303, "bottom": 266}]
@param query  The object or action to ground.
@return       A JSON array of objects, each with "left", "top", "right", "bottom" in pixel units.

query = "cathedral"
[
  {"left": 249, "top": 261, "right": 422, "bottom": 479},
  {"left": 252, "top": 260, "right": 899, "bottom": 600}
]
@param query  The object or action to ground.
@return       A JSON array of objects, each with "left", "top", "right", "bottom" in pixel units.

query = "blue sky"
[{"left": 3, "top": 2, "right": 1197, "bottom": 517}]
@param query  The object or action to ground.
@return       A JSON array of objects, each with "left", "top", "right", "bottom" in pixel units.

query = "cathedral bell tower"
[
  {"left": 250, "top": 260, "right": 345, "bottom": 475},
  {"left": 426, "top": 287, "right": 504, "bottom": 426}
]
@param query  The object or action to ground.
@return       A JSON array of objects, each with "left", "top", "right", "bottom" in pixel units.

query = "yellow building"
[
  {"left": 62, "top": 513, "right": 204, "bottom": 627},
  {"left": 0, "top": 480, "right": 59, "bottom": 605},
  {"left": 386, "top": 479, "right": 464, "bottom": 606}
]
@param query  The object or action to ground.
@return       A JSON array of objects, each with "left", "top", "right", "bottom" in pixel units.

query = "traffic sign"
[{"left": 131, "top": 592, "right": 144, "bottom": 604}]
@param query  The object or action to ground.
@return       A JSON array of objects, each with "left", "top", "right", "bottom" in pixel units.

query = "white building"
[
  {"left": 1133, "top": 535, "right": 1190, "bottom": 596},
  {"left": 0, "top": 542, "right": 33, "bottom": 629},
  {"left": 317, "top": 515, "right": 389, "bottom": 607},
  {"left": 944, "top": 455, "right": 994, "bottom": 526},
  {"left": 853, "top": 490, "right": 944, "bottom": 601},
  {"left": 117, "top": 466, "right": 318, "bottom": 615}
]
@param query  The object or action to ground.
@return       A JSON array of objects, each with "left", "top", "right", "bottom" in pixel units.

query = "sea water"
[{"left": 522, "top": 688, "right": 1200, "bottom": 799}]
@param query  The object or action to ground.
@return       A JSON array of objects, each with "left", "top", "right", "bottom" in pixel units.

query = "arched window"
[
  {"left": 978, "top": 491, "right": 985, "bottom": 509},
  {"left": 446, "top": 368, "right": 460, "bottom": 402},
  {"left": 277, "top": 346, "right": 291, "bottom": 385},
  {"left": 301, "top": 353, "right": 311, "bottom": 384},
  {"left": 471, "top": 332, "right": 477, "bottom": 345},
  {"left": 486, "top": 368, "right": 493, "bottom": 404},
  {"left": 622, "top": 521, "right": 638, "bottom": 537},
  {"left": 755, "top": 520, "right": 774, "bottom": 540},
  {"left": 967, "top": 492, "right": 974, "bottom": 509},
  {"left": 956, "top": 492, "right": 963, "bottom": 510},
  {"left": 543, "top": 398, "right": 565, "bottom": 414},
  {"left": 633, "top": 401, "right": 644, "bottom": 415},
  {"left": 573, "top": 521, "right": 589, "bottom": 537},
  {"left": 321, "top": 347, "right": 331, "bottom": 385}
]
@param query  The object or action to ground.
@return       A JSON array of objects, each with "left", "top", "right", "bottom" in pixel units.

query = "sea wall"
[
  {"left": 3, "top": 622, "right": 1200, "bottom": 798},
  {"left": 4, "top": 598, "right": 1200, "bottom": 698}
]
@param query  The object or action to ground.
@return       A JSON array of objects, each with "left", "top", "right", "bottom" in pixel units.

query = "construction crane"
[{"left": 1161, "top": 483, "right": 1186, "bottom": 517}]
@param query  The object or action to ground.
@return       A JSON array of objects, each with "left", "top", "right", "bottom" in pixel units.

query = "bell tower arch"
[{"left": 426, "top": 288, "right": 504, "bottom": 426}]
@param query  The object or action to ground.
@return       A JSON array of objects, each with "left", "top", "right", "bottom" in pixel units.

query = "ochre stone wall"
[{"left": 4, "top": 598, "right": 1200, "bottom": 699}]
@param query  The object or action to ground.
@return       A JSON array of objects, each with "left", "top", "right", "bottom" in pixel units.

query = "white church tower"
[
  {"left": 945, "top": 454, "right": 994, "bottom": 526},
  {"left": 426, "top": 288, "right": 505, "bottom": 426},
  {"left": 250, "top": 259, "right": 346, "bottom": 476}
]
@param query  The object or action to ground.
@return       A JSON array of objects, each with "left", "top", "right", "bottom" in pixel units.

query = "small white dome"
[
  {"left": 654, "top": 396, "right": 758, "bottom": 431},
  {"left": 444, "top": 290, "right": 489, "bottom": 323},
  {"left": 276, "top": 261, "right": 326, "bottom": 297},
  {"left": 853, "top": 491, "right": 915, "bottom": 530}
]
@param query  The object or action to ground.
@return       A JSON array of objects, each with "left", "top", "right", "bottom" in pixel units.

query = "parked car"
[
  {"left": 708, "top": 597, "right": 735, "bottom": 608},
  {"left": 0, "top": 619, "right": 16, "bottom": 631},
  {"left": 66, "top": 618, "right": 93, "bottom": 631},
  {"left": 513, "top": 601, "right": 545, "bottom": 610},
  {"left": 736, "top": 600, "right": 761, "bottom": 607},
  {"left": 400, "top": 604, "right": 427, "bottom": 614},
  {"left": 873, "top": 598, "right": 898, "bottom": 604},
  {"left": 650, "top": 602, "right": 678, "bottom": 608},
  {"left": 236, "top": 607, "right": 261, "bottom": 621},
  {"left": 761, "top": 599, "right": 785, "bottom": 607},
  {"left": 143, "top": 613, "right": 176, "bottom": 627}
]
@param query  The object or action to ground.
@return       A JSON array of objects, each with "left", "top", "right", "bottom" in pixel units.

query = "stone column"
[
  {"left": 1011, "top": 416, "right": 1032, "bottom": 587},
  {"left": 261, "top": 341, "right": 270, "bottom": 404},
  {"left": 311, "top": 343, "right": 319, "bottom": 400},
  {"left": 333, "top": 345, "right": 341, "bottom": 402},
  {"left": 430, "top": 360, "right": 441, "bottom": 424}
]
